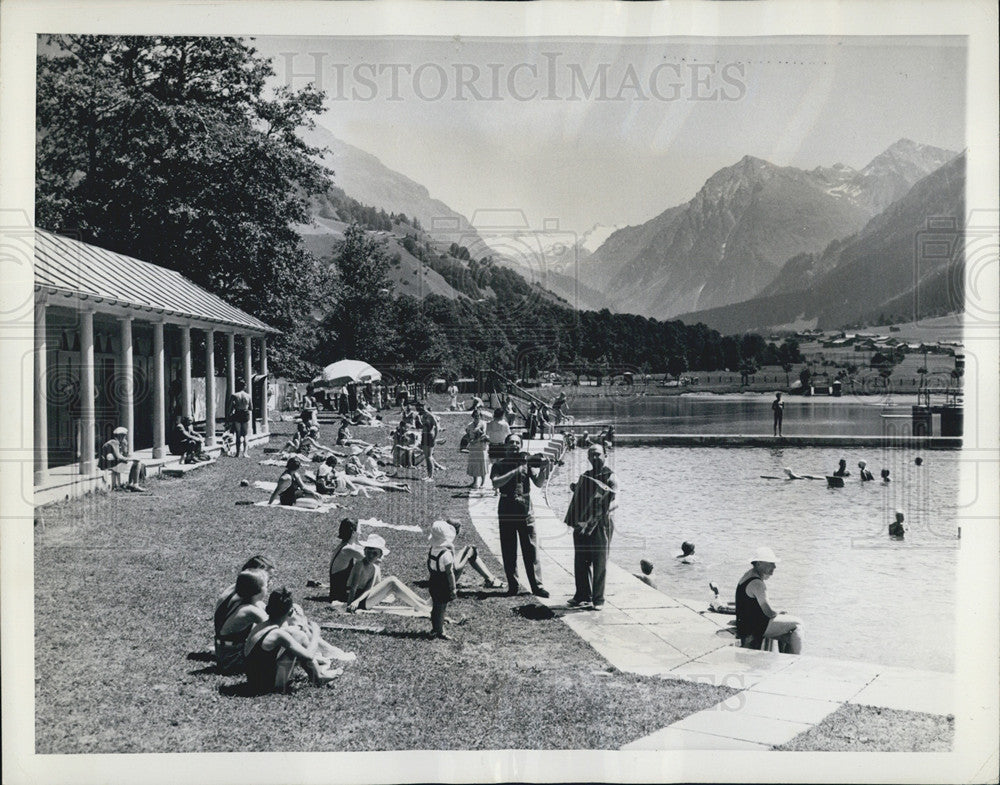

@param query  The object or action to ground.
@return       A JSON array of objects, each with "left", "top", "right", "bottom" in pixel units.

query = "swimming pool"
[
  {"left": 543, "top": 445, "right": 959, "bottom": 672},
  {"left": 562, "top": 393, "right": 939, "bottom": 436}
]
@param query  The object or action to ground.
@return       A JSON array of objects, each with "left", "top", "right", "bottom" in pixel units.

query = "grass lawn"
[
  {"left": 34, "top": 417, "right": 734, "bottom": 753},
  {"left": 776, "top": 705, "right": 954, "bottom": 752}
]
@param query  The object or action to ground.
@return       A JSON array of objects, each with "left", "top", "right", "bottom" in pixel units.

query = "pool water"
[
  {"left": 563, "top": 393, "right": 933, "bottom": 436},
  {"left": 543, "top": 446, "right": 959, "bottom": 672}
]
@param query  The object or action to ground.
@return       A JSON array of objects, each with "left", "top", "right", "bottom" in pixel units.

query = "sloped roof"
[{"left": 34, "top": 229, "right": 275, "bottom": 333}]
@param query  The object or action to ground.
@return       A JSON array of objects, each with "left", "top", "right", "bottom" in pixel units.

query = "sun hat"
[
  {"left": 113, "top": 426, "right": 128, "bottom": 436},
  {"left": 359, "top": 533, "right": 389, "bottom": 556},
  {"left": 751, "top": 546, "right": 779, "bottom": 565},
  {"left": 428, "top": 520, "right": 456, "bottom": 548}
]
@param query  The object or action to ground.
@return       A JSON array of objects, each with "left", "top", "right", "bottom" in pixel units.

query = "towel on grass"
[
  {"left": 358, "top": 516, "right": 422, "bottom": 533},
  {"left": 251, "top": 500, "right": 341, "bottom": 513},
  {"left": 329, "top": 599, "right": 430, "bottom": 618}
]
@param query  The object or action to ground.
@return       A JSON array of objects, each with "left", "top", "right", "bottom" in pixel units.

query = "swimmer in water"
[
  {"left": 888, "top": 510, "right": 905, "bottom": 539},
  {"left": 635, "top": 559, "right": 657, "bottom": 589},
  {"left": 833, "top": 459, "right": 851, "bottom": 477},
  {"left": 858, "top": 461, "right": 874, "bottom": 482},
  {"left": 881, "top": 468, "right": 891, "bottom": 483},
  {"left": 676, "top": 542, "right": 697, "bottom": 564}
]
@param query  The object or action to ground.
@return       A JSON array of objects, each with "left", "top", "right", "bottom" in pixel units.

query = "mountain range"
[
  {"left": 676, "top": 152, "right": 966, "bottom": 332},
  {"left": 576, "top": 139, "right": 958, "bottom": 320},
  {"left": 297, "top": 126, "right": 963, "bottom": 331}
]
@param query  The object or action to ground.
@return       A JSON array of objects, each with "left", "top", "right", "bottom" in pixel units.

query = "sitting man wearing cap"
[
  {"left": 98, "top": 426, "right": 147, "bottom": 492},
  {"left": 735, "top": 547, "right": 803, "bottom": 654}
]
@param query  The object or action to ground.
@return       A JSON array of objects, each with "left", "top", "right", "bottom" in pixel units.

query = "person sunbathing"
[
  {"left": 344, "top": 535, "right": 431, "bottom": 614},
  {"left": 337, "top": 420, "right": 373, "bottom": 448},
  {"left": 268, "top": 457, "right": 323, "bottom": 508},
  {"left": 243, "top": 589, "right": 343, "bottom": 692},
  {"left": 214, "top": 570, "right": 268, "bottom": 674}
]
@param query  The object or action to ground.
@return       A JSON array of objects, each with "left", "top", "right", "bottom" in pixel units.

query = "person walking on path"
[
  {"left": 230, "top": 381, "right": 253, "bottom": 457},
  {"left": 564, "top": 443, "right": 617, "bottom": 610},
  {"left": 416, "top": 402, "right": 439, "bottom": 482},
  {"left": 489, "top": 435, "right": 550, "bottom": 598},
  {"left": 772, "top": 392, "right": 784, "bottom": 437},
  {"left": 734, "top": 546, "right": 803, "bottom": 654}
]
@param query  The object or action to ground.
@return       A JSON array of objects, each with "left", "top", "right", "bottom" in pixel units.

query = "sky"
[{"left": 254, "top": 35, "right": 966, "bottom": 235}]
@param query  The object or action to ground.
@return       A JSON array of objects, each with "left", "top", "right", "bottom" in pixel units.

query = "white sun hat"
[{"left": 751, "top": 546, "right": 779, "bottom": 565}]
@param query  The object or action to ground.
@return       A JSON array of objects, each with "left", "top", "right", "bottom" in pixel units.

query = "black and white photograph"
[{"left": 1, "top": 1, "right": 997, "bottom": 783}]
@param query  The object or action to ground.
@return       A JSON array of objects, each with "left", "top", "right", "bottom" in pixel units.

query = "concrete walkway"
[{"left": 468, "top": 439, "right": 955, "bottom": 750}]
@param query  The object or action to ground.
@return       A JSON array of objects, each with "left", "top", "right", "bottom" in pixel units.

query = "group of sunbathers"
[{"left": 213, "top": 555, "right": 357, "bottom": 694}]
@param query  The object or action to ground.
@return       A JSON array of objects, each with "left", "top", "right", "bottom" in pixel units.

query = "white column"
[
  {"left": 180, "top": 324, "right": 192, "bottom": 419},
  {"left": 34, "top": 298, "right": 48, "bottom": 484},
  {"left": 243, "top": 335, "right": 253, "bottom": 434},
  {"left": 152, "top": 320, "right": 165, "bottom": 459},
  {"left": 259, "top": 334, "right": 269, "bottom": 435},
  {"left": 226, "top": 332, "right": 236, "bottom": 412},
  {"left": 79, "top": 309, "right": 96, "bottom": 475},
  {"left": 119, "top": 316, "right": 134, "bottom": 454},
  {"left": 204, "top": 329, "right": 216, "bottom": 447}
]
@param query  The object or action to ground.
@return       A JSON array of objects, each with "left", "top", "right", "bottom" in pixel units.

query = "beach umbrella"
[{"left": 313, "top": 360, "right": 382, "bottom": 389}]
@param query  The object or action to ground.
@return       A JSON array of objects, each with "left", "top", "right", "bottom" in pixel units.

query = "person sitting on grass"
[
  {"left": 392, "top": 421, "right": 422, "bottom": 468},
  {"left": 635, "top": 559, "right": 657, "bottom": 589},
  {"left": 344, "top": 535, "right": 431, "bottom": 614},
  {"left": 337, "top": 420, "right": 373, "bottom": 449},
  {"left": 427, "top": 520, "right": 459, "bottom": 640},
  {"left": 99, "top": 426, "right": 147, "bottom": 492},
  {"left": 169, "top": 415, "right": 211, "bottom": 463},
  {"left": 268, "top": 457, "right": 323, "bottom": 508},
  {"left": 243, "top": 588, "right": 343, "bottom": 693},
  {"left": 442, "top": 518, "right": 503, "bottom": 589},
  {"left": 214, "top": 570, "right": 268, "bottom": 674},
  {"left": 329, "top": 518, "right": 364, "bottom": 601}
]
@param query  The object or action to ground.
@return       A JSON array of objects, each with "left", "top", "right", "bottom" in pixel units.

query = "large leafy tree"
[
  {"left": 36, "top": 35, "right": 331, "bottom": 376},
  {"left": 324, "top": 224, "right": 398, "bottom": 365}
]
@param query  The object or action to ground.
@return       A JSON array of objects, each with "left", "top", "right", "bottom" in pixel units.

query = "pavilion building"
[{"left": 33, "top": 229, "right": 277, "bottom": 504}]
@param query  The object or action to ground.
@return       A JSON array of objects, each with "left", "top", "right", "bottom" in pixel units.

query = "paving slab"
[
  {"left": 670, "top": 707, "right": 814, "bottom": 746},
  {"left": 622, "top": 727, "right": 770, "bottom": 751},
  {"left": 718, "top": 690, "right": 842, "bottom": 726},
  {"left": 780, "top": 655, "right": 882, "bottom": 684},
  {"left": 747, "top": 672, "right": 870, "bottom": 703},
  {"left": 563, "top": 614, "right": 690, "bottom": 674},
  {"left": 668, "top": 646, "right": 799, "bottom": 685},
  {"left": 847, "top": 672, "right": 955, "bottom": 715}
]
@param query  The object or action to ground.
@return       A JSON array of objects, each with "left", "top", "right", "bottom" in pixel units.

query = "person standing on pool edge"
[
  {"left": 772, "top": 392, "right": 784, "bottom": 437},
  {"left": 490, "top": 434, "right": 550, "bottom": 598},
  {"left": 564, "top": 443, "right": 617, "bottom": 610}
]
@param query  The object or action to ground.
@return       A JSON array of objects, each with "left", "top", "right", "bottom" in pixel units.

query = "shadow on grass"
[
  {"left": 219, "top": 682, "right": 265, "bottom": 698},
  {"left": 378, "top": 629, "right": 433, "bottom": 640},
  {"left": 512, "top": 604, "right": 559, "bottom": 621},
  {"left": 186, "top": 651, "right": 221, "bottom": 675},
  {"left": 456, "top": 589, "right": 507, "bottom": 600}
]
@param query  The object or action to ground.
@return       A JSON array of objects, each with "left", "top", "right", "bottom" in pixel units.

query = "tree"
[
  {"left": 35, "top": 35, "right": 331, "bottom": 376},
  {"left": 325, "top": 224, "right": 398, "bottom": 364}
]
